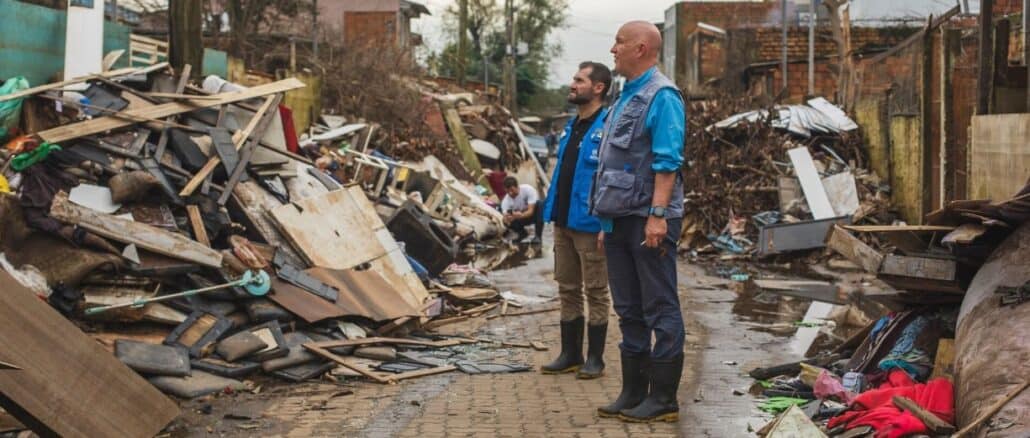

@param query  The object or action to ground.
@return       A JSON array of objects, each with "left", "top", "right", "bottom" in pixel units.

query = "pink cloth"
[
  {"left": 827, "top": 370, "right": 954, "bottom": 438},
  {"left": 814, "top": 370, "right": 854, "bottom": 403}
]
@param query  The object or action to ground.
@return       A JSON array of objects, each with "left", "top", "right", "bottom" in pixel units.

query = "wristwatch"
[{"left": 648, "top": 206, "right": 667, "bottom": 218}]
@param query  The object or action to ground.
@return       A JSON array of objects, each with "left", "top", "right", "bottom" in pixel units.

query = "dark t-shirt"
[{"left": 552, "top": 108, "right": 600, "bottom": 228}]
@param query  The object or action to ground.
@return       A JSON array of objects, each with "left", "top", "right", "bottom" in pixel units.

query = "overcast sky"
[{"left": 412, "top": 0, "right": 672, "bottom": 88}]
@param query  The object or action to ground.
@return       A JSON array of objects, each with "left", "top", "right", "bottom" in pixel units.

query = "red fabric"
[
  {"left": 827, "top": 370, "right": 954, "bottom": 438},
  {"left": 279, "top": 105, "right": 300, "bottom": 154},
  {"left": 485, "top": 171, "right": 508, "bottom": 200}
]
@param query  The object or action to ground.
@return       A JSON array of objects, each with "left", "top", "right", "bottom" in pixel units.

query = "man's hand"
[
  {"left": 596, "top": 231, "right": 605, "bottom": 252},
  {"left": 644, "top": 216, "right": 667, "bottom": 248},
  {"left": 503, "top": 213, "right": 512, "bottom": 224}
]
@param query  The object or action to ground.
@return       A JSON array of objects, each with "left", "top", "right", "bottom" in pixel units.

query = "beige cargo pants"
[{"left": 553, "top": 225, "right": 611, "bottom": 325}]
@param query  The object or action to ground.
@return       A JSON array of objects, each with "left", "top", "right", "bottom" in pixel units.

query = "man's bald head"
[{"left": 610, "top": 20, "right": 662, "bottom": 79}]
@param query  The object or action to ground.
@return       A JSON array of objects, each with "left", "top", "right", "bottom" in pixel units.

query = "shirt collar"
[{"left": 622, "top": 67, "right": 657, "bottom": 97}]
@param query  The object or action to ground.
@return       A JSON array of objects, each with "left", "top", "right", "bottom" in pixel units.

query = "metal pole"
[
  {"left": 977, "top": 0, "right": 994, "bottom": 115},
  {"left": 1024, "top": 0, "right": 1029, "bottom": 109},
  {"left": 808, "top": 0, "right": 817, "bottom": 96},
  {"left": 782, "top": 0, "right": 789, "bottom": 92}
]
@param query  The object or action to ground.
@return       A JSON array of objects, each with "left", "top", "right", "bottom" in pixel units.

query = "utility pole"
[
  {"left": 808, "top": 0, "right": 817, "bottom": 96},
  {"left": 504, "top": 0, "right": 517, "bottom": 114},
  {"left": 169, "top": 0, "right": 203, "bottom": 78},
  {"left": 1024, "top": 0, "right": 1029, "bottom": 109},
  {"left": 312, "top": 0, "right": 319, "bottom": 58},
  {"left": 458, "top": 0, "right": 468, "bottom": 87},
  {"left": 976, "top": 0, "right": 994, "bottom": 114},
  {"left": 781, "top": 0, "right": 789, "bottom": 93}
]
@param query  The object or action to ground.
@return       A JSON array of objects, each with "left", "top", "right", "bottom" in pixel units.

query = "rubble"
[{"left": 0, "top": 62, "right": 543, "bottom": 435}]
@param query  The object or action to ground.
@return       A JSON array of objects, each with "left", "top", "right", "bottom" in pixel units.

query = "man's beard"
[{"left": 568, "top": 93, "right": 592, "bottom": 104}]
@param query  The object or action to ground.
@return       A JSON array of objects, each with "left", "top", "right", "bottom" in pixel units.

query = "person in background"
[
  {"left": 540, "top": 61, "right": 613, "bottom": 379},
  {"left": 591, "top": 21, "right": 687, "bottom": 423},
  {"left": 501, "top": 176, "right": 544, "bottom": 244}
]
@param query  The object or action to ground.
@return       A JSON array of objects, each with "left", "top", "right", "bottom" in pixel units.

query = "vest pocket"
[{"left": 592, "top": 170, "right": 640, "bottom": 217}]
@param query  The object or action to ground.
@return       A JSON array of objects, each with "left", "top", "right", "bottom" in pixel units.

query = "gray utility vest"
[{"left": 589, "top": 70, "right": 685, "bottom": 220}]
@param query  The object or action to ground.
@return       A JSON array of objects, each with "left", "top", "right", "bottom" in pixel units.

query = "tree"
[
  {"left": 435, "top": 0, "right": 568, "bottom": 105},
  {"left": 225, "top": 0, "right": 305, "bottom": 58}
]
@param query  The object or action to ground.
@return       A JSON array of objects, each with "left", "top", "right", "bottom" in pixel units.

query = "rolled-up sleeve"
[{"left": 645, "top": 88, "right": 685, "bottom": 173}]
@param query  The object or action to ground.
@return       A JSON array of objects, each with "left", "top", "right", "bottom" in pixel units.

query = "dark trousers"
[
  {"left": 604, "top": 215, "right": 684, "bottom": 359},
  {"left": 508, "top": 200, "right": 544, "bottom": 239}
]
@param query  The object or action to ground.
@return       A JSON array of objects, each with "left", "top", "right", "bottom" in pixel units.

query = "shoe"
[
  {"left": 530, "top": 236, "right": 542, "bottom": 245},
  {"left": 576, "top": 323, "right": 607, "bottom": 379},
  {"left": 540, "top": 317, "right": 584, "bottom": 374},
  {"left": 597, "top": 352, "right": 648, "bottom": 418},
  {"left": 619, "top": 354, "right": 683, "bottom": 423}
]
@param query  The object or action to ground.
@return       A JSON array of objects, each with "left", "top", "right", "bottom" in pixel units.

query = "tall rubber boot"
[
  {"left": 540, "top": 316, "right": 584, "bottom": 374},
  {"left": 576, "top": 323, "right": 607, "bottom": 379},
  {"left": 619, "top": 354, "right": 683, "bottom": 423},
  {"left": 597, "top": 352, "right": 648, "bottom": 418}
]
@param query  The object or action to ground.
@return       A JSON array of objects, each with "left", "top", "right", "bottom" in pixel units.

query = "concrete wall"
[
  {"left": 0, "top": 0, "right": 130, "bottom": 85},
  {"left": 855, "top": 98, "right": 891, "bottom": 185}
]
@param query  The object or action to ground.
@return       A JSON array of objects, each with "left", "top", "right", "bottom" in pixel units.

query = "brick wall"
[{"left": 343, "top": 11, "right": 396, "bottom": 47}]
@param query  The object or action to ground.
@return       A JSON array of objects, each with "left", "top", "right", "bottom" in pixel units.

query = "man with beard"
[
  {"left": 591, "top": 21, "right": 686, "bottom": 423},
  {"left": 540, "top": 62, "right": 613, "bottom": 379}
]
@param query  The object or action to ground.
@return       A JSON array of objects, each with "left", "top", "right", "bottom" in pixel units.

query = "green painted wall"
[{"left": 0, "top": 0, "right": 129, "bottom": 85}]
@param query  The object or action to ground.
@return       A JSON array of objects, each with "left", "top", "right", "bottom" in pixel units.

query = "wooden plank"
[
  {"left": 968, "top": 114, "right": 1030, "bottom": 200},
  {"left": 37, "top": 78, "right": 303, "bottom": 144},
  {"left": 843, "top": 225, "right": 956, "bottom": 233},
  {"left": 389, "top": 365, "right": 458, "bottom": 382},
  {"left": 0, "top": 271, "right": 178, "bottom": 437},
  {"left": 304, "top": 337, "right": 463, "bottom": 350},
  {"left": 217, "top": 95, "right": 283, "bottom": 205},
  {"left": 0, "top": 63, "right": 169, "bottom": 103},
  {"left": 880, "top": 254, "right": 957, "bottom": 281},
  {"left": 892, "top": 396, "right": 955, "bottom": 434},
  {"left": 144, "top": 92, "right": 221, "bottom": 100},
  {"left": 825, "top": 225, "right": 885, "bottom": 273},
  {"left": 930, "top": 338, "right": 955, "bottom": 380},
  {"left": 788, "top": 146, "right": 835, "bottom": 219},
  {"left": 442, "top": 106, "right": 484, "bottom": 183},
  {"left": 186, "top": 205, "right": 210, "bottom": 247},
  {"left": 49, "top": 191, "right": 222, "bottom": 267},
  {"left": 180, "top": 95, "right": 279, "bottom": 197},
  {"left": 304, "top": 345, "right": 392, "bottom": 384}
]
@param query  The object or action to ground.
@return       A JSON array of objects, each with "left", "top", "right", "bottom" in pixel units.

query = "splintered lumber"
[
  {"left": 217, "top": 95, "right": 283, "bottom": 204},
  {"left": 186, "top": 205, "right": 210, "bottom": 247},
  {"left": 37, "top": 78, "right": 304, "bottom": 144},
  {"left": 181, "top": 94, "right": 279, "bottom": 197},
  {"left": 952, "top": 381, "right": 1030, "bottom": 438},
  {"left": 49, "top": 191, "right": 222, "bottom": 267},
  {"left": 304, "top": 344, "right": 391, "bottom": 384},
  {"left": 892, "top": 396, "right": 955, "bottom": 434},
  {"left": 0, "top": 62, "right": 170, "bottom": 103},
  {"left": 304, "top": 337, "right": 465, "bottom": 349},
  {"left": 0, "top": 271, "right": 178, "bottom": 437},
  {"left": 442, "top": 106, "right": 484, "bottom": 182},
  {"left": 825, "top": 225, "right": 885, "bottom": 273}
]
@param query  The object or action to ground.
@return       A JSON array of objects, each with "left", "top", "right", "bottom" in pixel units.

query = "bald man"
[{"left": 589, "top": 21, "right": 686, "bottom": 423}]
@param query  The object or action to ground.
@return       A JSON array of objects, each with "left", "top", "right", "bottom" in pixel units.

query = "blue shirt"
[{"left": 600, "top": 67, "right": 686, "bottom": 232}]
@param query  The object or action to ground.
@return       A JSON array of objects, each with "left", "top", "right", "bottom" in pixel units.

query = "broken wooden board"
[
  {"left": 788, "top": 146, "right": 835, "bottom": 220},
  {"left": 442, "top": 106, "right": 484, "bottom": 183},
  {"left": 843, "top": 225, "right": 956, "bottom": 233},
  {"left": 758, "top": 216, "right": 852, "bottom": 256},
  {"left": 37, "top": 78, "right": 304, "bottom": 144},
  {"left": 268, "top": 186, "right": 429, "bottom": 308},
  {"left": 49, "top": 191, "right": 222, "bottom": 267},
  {"left": 929, "top": 338, "right": 955, "bottom": 380},
  {"left": 877, "top": 254, "right": 963, "bottom": 294},
  {"left": 0, "top": 271, "right": 178, "bottom": 437},
  {"left": 307, "top": 267, "right": 421, "bottom": 322},
  {"left": 825, "top": 225, "right": 885, "bottom": 273},
  {"left": 753, "top": 280, "right": 848, "bottom": 305},
  {"left": 186, "top": 205, "right": 210, "bottom": 247},
  {"left": 0, "top": 63, "right": 169, "bottom": 103},
  {"left": 764, "top": 404, "right": 827, "bottom": 438},
  {"left": 228, "top": 180, "right": 305, "bottom": 267},
  {"left": 892, "top": 396, "right": 955, "bottom": 434}
]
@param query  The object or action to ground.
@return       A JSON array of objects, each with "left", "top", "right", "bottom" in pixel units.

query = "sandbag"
[{"left": 954, "top": 223, "right": 1030, "bottom": 436}]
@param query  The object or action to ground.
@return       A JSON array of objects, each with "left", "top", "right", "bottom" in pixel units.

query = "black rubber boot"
[
  {"left": 540, "top": 317, "right": 584, "bottom": 374},
  {"left": 619, "top": 354, "right": 683, "bottom": 423},
  {"left": 576, "top": 323, "right": 607, "bottom": 379},
  {"left": 597, "top": 352, "right": 648, "bottom": 418}
]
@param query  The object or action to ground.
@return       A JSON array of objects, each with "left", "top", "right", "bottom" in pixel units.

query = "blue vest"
[
  {"left": 542, "top": 107, "right": 608, "bottom": 233},
  {"left": 590, "top": 71, "right": 685, "bottom": 219}
]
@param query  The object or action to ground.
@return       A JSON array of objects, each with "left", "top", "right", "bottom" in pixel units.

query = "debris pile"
[
  {"left": 0, "top": 63, "right": 545, "bottom": 425},
  {"left": 682, "top": 97, "right": 894, "bottom": 257}
]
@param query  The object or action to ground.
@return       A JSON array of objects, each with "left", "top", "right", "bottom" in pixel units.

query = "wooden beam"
[
  {"left": 186, "top": 205, "right": 210, "bottom": 247},
  {"left": 442, "top": 106, "right": 484, "bottom": 183},
  {"left": 36, "top": 78, "right": 304, "bottom": 144},
  {"left": 977, "top": 0, "right": 995, "bottom": 115},
  {"left": 217, "top": 95, "right": 284, "bottom": 205},
  {"left": 304, "top": 345, "right": 392, "bottom": 384},
  {"left": 0, "top": 63, "right": 170, "bottom": 103},
  {"left": 843, "top": 225, "right": 956, "bottom": 233},
  {"left": 49, "top": 191, "right": 222, "bottom": 267},
  {"left": 179, "top": 95, "right": 279, "bottom": 197},
  {"left": 893, "top": 396, "right": 955, "bottom": 434},
  {"left": 952, "top": 381, "right": 1029, "bottom": 437},
  {"left": 825, "top": 225, "right": 885, "bottom": 273}
]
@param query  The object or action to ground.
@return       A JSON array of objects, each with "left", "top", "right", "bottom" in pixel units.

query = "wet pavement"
[{"left": 167, "top": 226, "right": 851, "bottom": 437}]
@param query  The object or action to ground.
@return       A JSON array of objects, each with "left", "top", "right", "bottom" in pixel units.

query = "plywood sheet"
[
  {"left": 0, "top": 271, "right": 178, "bottom": 437},
  {"left": 969, "top": 114, "right": 1030, "bottom": 201}
]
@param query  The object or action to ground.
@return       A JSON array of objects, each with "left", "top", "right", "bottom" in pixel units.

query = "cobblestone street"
[{"left": 171, "top": 233, "right": 813, "bottom": 438}]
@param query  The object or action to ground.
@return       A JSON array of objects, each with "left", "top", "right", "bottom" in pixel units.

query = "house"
[{"left": 317, "top": 0, "right": 430, "bottom": 51}]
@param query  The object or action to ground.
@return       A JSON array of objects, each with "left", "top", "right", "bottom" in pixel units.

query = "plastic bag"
[{"left": 0, "top": 77, "right": 30, "bottom": 133}]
